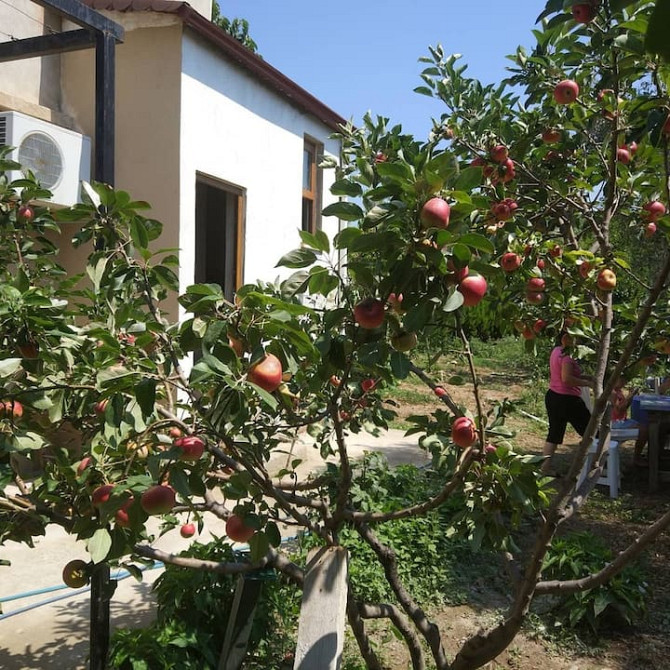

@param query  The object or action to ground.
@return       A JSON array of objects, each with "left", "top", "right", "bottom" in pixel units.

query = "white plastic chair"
[{"left": 577, "top": 439, "right": 620, "bottom": 498}]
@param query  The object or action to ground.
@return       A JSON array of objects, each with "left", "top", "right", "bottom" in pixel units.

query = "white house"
[{"left": 0, "top": 0, "right": 347, "bottom": 309}]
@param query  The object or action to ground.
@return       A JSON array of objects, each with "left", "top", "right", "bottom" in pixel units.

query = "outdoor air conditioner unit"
[{"left": 0, "top": 110, "right": 91, "bottom": 207}]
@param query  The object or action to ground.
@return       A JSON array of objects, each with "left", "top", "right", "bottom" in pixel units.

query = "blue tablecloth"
[{"left": 632, "top": 394, "right": 670, "bottom": 423}]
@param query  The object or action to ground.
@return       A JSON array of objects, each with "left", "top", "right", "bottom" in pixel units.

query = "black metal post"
[
  {"left": 89, "top": 562, "right": 113, "bottom": 670},
  {"left": 95, "top": 30, "right": 115, "bottom": 186}
]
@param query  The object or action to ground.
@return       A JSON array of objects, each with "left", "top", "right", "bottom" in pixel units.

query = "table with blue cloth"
[{"left": 635, "top": 394, "right": 670, "bottom": 492}]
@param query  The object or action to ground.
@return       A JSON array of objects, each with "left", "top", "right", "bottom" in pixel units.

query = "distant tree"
[{"left": 211, "top": 0, "right": 259, "bottom": 55}]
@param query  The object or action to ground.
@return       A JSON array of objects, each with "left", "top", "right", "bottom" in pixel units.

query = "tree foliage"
[{"left": 2, "top": 2, "right": 670, "bottom": 668}]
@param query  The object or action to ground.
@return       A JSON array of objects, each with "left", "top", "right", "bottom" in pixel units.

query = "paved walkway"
[{"left": 0, "top": 428, "right": 427, "bottom": 669}]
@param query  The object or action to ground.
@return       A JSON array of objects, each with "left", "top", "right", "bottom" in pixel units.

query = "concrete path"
[{"left": 0, "top": 428, "right": 427, "bottom": 669}]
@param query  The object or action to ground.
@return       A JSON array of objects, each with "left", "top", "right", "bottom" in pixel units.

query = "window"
[
  {"left": 302, "top": 137, "right": 322, "bottom": 234},
  {"left": 195, "top": 174, "right": 245, "bottom": 302}
]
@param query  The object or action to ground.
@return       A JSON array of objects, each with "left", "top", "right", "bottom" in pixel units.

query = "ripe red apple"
[
  {"left": 374, "top": 151, "right": 387, "bottom": 163},
  {"left": 353, "top": 298, "right": 386, "bottom": 329},
  {"left": 420, "top": 197, "right": 451, "bottom": 229},
  {"left": 391, "top": 331, "right": 418, "bottom": 352},
  {"left": 174, "top": 435, "right": 205, "bottom": 461},
  {"left": 617, "top": 147, "right": 631, "bottom": 164},
  {"left": 499, "top": 158, "right": 516, "bottom": 183},
  {"left": 226, "top": 514, "right": 255, "bottom": 543},
  {"left": 228, "top": 336, "right": 245, "bottom": 357},
  {"left": 500, "top": 252, "right": 521, "bottom": 273},
  {"left": 643, "top": 201, "right": 666, "bottom": 221},
  {"left": 471, "top": 156, "right": 486, "bottom": 167},
  {"left": 329, "top": 375, "right": 341, "bottom": 387},
  {"left": 180, "top": 523, "right": 196, "bottom": 538},
  {"left": 361, "top": 378, "right": 377, "bottom": 393},
  {"left": 168, "top": 426, "right": 183, "bottom": 439},
  {"left": 0, "top": 400, "right": 23, "bottom": 419},
  {"left": 521, "top": 326, "right": 535, "bottom": 340},
  {"left": 578, "top": 261, "right": 592, "bottom": 279},
  {"left": 541, "top": 128, "right": 561, "bottom": 143},
  {"left": 482, "top": 165, "right": 495, "bottom": 179},
  {"left": 554, "top": 79, "right": 579, "bottom": 104},
  {"left": 549, "top": 245, "right": 562, "bottom": 258},
  {"left": 526, "top": 291, "right": 545, "bottom": 305},
  {"left": 490, "top": 144, "right": 509, "bottom": 163},
  {"left": 527, "top": 277, "right": 546, "bottom": 293},
  {"left": 17, "top": 204, "right": 34, "bottom": 222},
  {"left": 247, "top": 353, "right": 283, "bottom": 393},
  {"left": 572, "top": 2, "right": 596, "bottom": 23},
  {"left": 536, "top": 258, "right": 546, "bottom": 270},
  {"left": 457, "top": 275, "right": 487, "bottom": 307},
  {"left": 533, "top": 318, "right": 547, "bottom": 333},
  {"left": 92, "top": 484, "right": 115, "bottom": 508},
  {"left": 77, "top": 457, "right": 92, "bottom": 475},
  {"left": 115, "top": 497, "right": 134, "bottom": 528},
  {"left": 596, "top": 268, "right": 616, "bottom": 291},
  {"left": 141, "top": 484, "right": 176, "bottom": 515},
  {"left": 645, "top": 222, "right": 657, "bottom": 238},
  {"left": 629, "top": 141, "right": 638, "bottom": 154},
  {"left": 434, "top": 386, "right": 447, "bottom": 398},
  {"left": 62, "top": 559, "right": 89, "bottom": 589},
  {"left": 446, "top": 260, "right": 469, "bottom": 284},
  {"left": 492, "top": 201, "right": 512, "bottom": 221},
  {"left": 451, "top": 416, "right": 477, "bottom": 448},
  {"left": 94, "top": 398, "right": 108, "bottom": 416}
]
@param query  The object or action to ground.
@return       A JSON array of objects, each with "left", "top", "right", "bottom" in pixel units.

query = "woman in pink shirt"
[{"left": 541, "top": 332, "right": 595, "bottom": 475}]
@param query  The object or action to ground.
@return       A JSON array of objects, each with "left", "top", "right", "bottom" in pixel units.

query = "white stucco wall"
[{"left": 178, "top": 34, "right": 342, "bottom": 294}]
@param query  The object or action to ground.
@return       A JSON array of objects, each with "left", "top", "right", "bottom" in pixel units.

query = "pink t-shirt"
[{"left": 549, "top": 346, "right": 582, "bottom": 396}]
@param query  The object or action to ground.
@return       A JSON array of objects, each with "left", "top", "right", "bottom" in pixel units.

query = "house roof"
[{"left": 82, "top": 0, "right": 348, "bottom": 133}]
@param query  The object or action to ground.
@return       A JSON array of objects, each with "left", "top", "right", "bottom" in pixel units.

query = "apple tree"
[{"left": 3, "top": 1, "right": 670, "bottom": 669}]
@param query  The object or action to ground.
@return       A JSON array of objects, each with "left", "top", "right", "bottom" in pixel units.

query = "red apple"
[
  {"left": 451, "top": 416, "right": 477, "bottom": 448},
  {"left": 643, "top": 201, "right": 666, "bottom": 221},
  {"left": 361, "top": 378, "right": 377, "bottom": 393},
  {"left": 572, "top": 2, "right": 596, "bottom": 23},
  {"left": 500, "top": 252, "right": 521, "bottom": 273},
  {"left": 180, "top": 523, "right": 196, "bottom": 538},
  {"left": 629, "top": 141, "right": 638, "bottom": 154},
  {"left": 374, "top": 151, "right": 387, "bottom": 163},
  {"left": 541, "top": 128, "right": 561, "bottom": 143},
  {"left": 0, "top": 400, "right": 23, "bottom": 419},
  {"left": 578, "top": 261, "right": 592, "bottom": 279},
  {"left": 174, "top": 435, "right": 205, "bottom": 461},
  {"left": 644, "top": 222, "right": 657, "bottom": 238},
  {"left": 527, "top": 277, "right": 546, "bottom": 292},
  {"left": 471, "top": 156, "right": 486, "bottom": 168},
  {"left": 458, "top": 275, "right": 487, "bottom": 307},
  {"left": 141, "top": 484, "right": 176, "bottom": 515},
  {"left": 521, "top": 326, "right": 535, "bottom": 340},
  {"left": 499, "top": 158, "right": 516, "bottom": 183},
  {"left": 391, "top": 331, "right": 418, "bottom": 352},
  {"left": 77, "top": 457, "right": 92, "bottom": 475},
  {"left": 228, "top": 336, "right": 245, "bottom": 357},
  {"left": 420, "top": 197, "right": 451, "bottom": 229},
  {"left": 492, "top": 201, "right": 512, "bottom": 221},
  {"left": 533, "top": 318, "right": 547, "bottom": 333},
  {"left": 329, "top": 375, "right": 341, "bottom": 387},
  {"left": 536, "top": 259, "right": 546, "bottom": 270},
  {"left": 94, "top": 398, "right": 108, "bottom": 416},
  {"left": 226, "top": 514, "right": 255, "bottom": 543},
  {"left": 353, "top": 298, "right": 386, "bottom": 329},
  {"left": 617, "top": 147, "right": 631, "bottom": 164},
  {"left": 17, "top": 204, "right": 34, "bottom": 222},
  {"left": 247, "top": 353, "right": 283, "bottom": 393},
  {"left": 549, "top": 245, "right": 562, "bottom": 258},
  {"left": 115, "top": 497, "right": 134, "bottom": 528},
  {"left": 490, "top": 144, "right": 509, "bottom": 163},
  {"left": 434, "top": 386, "right": 447, "bottom": 398},
  {"left": 168, "top": 427, "right": 183, "bottom": 439},
  {"left": 554, "top": 79, "right": 579, "bottom": 104},
  {"left": 92, "top": 484, "right": 115, "bottom": 508},
  {"left": 596, "top": 268, "right": 616, "bottom": 291},
  {"left": 447, "top": 260, "right": 469, "bottom": 284},
  {"left": 526, "top": 291, "right": 545, "bottom": 305}
]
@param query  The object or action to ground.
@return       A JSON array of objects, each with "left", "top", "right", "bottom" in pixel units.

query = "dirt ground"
[{"left": 377, "top": 370, "right": 670, "bottom": 670}]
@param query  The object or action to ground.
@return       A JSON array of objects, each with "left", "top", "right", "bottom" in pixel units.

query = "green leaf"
[
  {"left": 459, "top": 233, "right": 495, "bottom": 253},
  {"left": 248, "top": 531, "right": 270, "bottom": 562},
  {"left": 0, "top": 358, "right": 22, "bottom": 378},
  {"left": 413, "top": 86, "right": 435, "bottom": 97},
  {"left": 390, "top": 351, "right": 411, "bottom": 379},
  {"left": 330, "top": 179, "right": 363, "bottom": 197},
  {"left": 334, "top": 226, "right": 361, "bottom": 249},
  {"left": 454, "top": 167, "right": 482, "bottom": 192},
  {"left": 645, "top": 0, "right": 670, "bottom": 62},
  {"left": 275, "top": 248, "right": 317, "bottom": 269},
  {"left": 130, "top": 218, "right": 149, "bottom": 250},
  {"left": 299, "top": 229, "right": 330, "bottom": 253},
  {"left": 322, "top": 201, "right": 365, "bottom": 221},
  {"left": 13, "top": 431, "right": 45, "bottom": 452},
  {"left": 134, "top": 379, "right": 156, "bottom": 417},
  {"left": 442, "top": 289, "right": 464, "bottom": 312},
  {"left": 88, "top": 528, "right": 112, "bottom": 564}
]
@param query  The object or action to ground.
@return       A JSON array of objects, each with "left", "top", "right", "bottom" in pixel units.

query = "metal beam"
[
  {"left": 95, "top": 29, "right": 115, "bottom": 185},
  {"left": 0, "top": 29, "right": 95, "bottom": 63},
  {"left": 31, "top": 0, "right": 123, "bottom": 41}
]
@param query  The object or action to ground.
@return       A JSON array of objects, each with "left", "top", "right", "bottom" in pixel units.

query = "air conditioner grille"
[
  {"left": 18, "top": 131, "right": 63, "bottom": 189},
  {"left": 0, "top": 116, "right": 6, "bottom": 146}
]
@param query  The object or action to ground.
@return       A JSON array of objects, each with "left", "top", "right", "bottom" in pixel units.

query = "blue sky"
[{"left": 221, "top": 1, "right": 542, "bottom": 139}]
